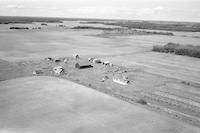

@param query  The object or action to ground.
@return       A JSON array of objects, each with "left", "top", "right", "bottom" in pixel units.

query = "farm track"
[
  {"left": 157, "top": 86, "right": 200, "bottom": 98},
  {"left": 148, "top": 103, "right": 200, "bottom": 127},
  {"left": 156, "top": 89, "right": 200, "bottom": 105},
  {"left": 142, "top": 92, "right": 200, "bottom": 116},
  {"left": 83, "top": 80, "right": 200, "bottom": 127},
  {"left": 116, "top": 91, "right": 200, "bottom": 127},
  {"left": 140, "top": 91, "right": 200, "bottom": 125}
]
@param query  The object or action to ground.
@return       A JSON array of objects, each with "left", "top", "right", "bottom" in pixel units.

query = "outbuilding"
[
  {"left": 73, "top": 54, "right": 79, "bottom": 59},
  {"left": 88, "top": 57, "right": 95, "bottom": 62},
  {"left": 75, "top": 62, "right": 93, "bottom": 69},
  {"left": 102, "top": 61, "right": 114, "bottom": 67},
  {"left": 92, "top": 59, "right": 101, "bottom": 64},
  {"left": 45, "top": 57, "right": 53, "bottom": 61},
  {"left": 54, "top": 59, "right": 62, "bottom": 62},
  {"left": 33, "top": 70, "right": 43, "bottom": 75}
]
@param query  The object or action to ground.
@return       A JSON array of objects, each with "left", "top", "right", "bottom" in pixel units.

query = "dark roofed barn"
[{"left": 75, "top": 62, "right": 93, "bottom": 69}]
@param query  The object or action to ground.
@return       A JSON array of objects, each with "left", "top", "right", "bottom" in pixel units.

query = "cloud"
[
  {"left": 154, "top": 6, "right": 164, "bottom": 10},
  {"left": 0, "top": 1, "right": 199, "bottom": 22},
  {"left": 65, "top": 6, "right": 135, "bottom": 19},
  {"left": 69, "top": 6, "right": 118, "bottom": 15},
  {"left": 136, "top": 6, "right": 165, "bottom": 17},
  {"left": 6, "top": 5, "right": 25, "bottom": 9}
]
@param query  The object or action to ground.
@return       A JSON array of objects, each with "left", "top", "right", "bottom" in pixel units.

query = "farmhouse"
[
  {"left": 75, "top": 62, "right": 93, "bottom": 69},
  {"left": 113, "top": 75, "right": 130, "bottom": 85}
]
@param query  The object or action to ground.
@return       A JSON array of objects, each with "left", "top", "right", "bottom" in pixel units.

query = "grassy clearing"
[{"left": 152, "top": 42, "right": 200, "bottom": 58}]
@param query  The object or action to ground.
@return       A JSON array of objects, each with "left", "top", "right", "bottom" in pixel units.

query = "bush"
[
  {"left": 136, "top": 99, "right": 147, "bottom": 105},
  {"left": 152, "top": 45, "right": 165, "bottom": 52},
  {"left": 88, "top": 84, "right": 92, "bottom": 87},
  {"left": 152, "top": 42, "right": 200, "bottom": 58},
  {"left": 163, "top": 42, "right": 180, "bottom": 53},
  {"left": 175, "top": 46, "right": 200, "bottom": 58}
]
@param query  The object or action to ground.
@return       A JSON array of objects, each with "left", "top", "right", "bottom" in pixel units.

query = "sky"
[{"left": 0, "top": 0, "right": 200, "bottom": 22}]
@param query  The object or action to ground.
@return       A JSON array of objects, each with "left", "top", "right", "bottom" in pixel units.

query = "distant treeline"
[
  {"left": 85, "top": 21, "right": 200, "bottom": 32},
  {"left": 104, "top": 29, "right": 174, "bottom": 36},
  {"left": 152, "top": 42, "right": 200, "bottom": 58},
  {"left": 0, "top": 16, "right": 63, "bottom": 24},
  {"left": 10, "top": 27, "right": 29, "bottom": 30},
  {"left": 71, "top": 26, "right": 117, "bottom": 30},
  {"left": 1, "top": 16, "right": 200, "bottom": 32},
  {"left": 72, "top": 26, "right": 173, "bottom": 36}
]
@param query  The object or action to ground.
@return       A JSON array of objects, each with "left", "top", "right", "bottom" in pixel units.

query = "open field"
[
  {"left": 1, "top": 76, "right": 199, "bottom": 133},
  {"left": 1, "top": 54, "right": 200, "bottom": 127},
  {"left": 0, "top": 17, "right": 200, "bottom": 132}
]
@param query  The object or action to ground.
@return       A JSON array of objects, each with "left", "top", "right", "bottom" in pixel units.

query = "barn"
[{"left": 75, "top": 62, "right": 93, "bottom": 69}]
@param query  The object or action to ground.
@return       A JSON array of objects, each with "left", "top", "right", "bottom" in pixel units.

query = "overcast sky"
[{"left": 0, "top": 0, "right": 199, "bottom": 22}]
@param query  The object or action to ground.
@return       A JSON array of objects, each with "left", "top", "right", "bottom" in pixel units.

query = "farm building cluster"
[{"left": 33, "top": 54, "right": 130, "bottom": 86}]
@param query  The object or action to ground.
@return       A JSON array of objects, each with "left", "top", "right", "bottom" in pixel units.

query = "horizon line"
[{"left": 0, "top": 15, "right": 200, "bottom": 24}]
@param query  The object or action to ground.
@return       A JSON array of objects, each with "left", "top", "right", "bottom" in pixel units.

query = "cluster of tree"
[
  {"left": 0, "top": 16, "right": 62, "bottom": 24},
  {"left": 152, "top": 42, "right": 200, "bottom": 58},
  {"left": 104, "top": 29, "right": 173, "bottom": 36},
  {"left": 41, "top": 23, "right": 48, "bottom": 26},
  {"left": 71, "top": 26, "right": 116, "bottom": 30}
]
